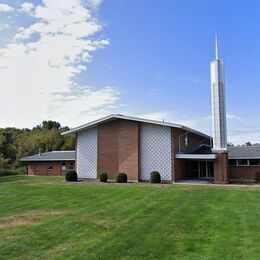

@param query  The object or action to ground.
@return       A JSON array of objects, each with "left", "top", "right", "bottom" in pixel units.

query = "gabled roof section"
[
  {"left": 20, "top": 151, "right": 75, "bottom": 162},
  {"left": 193, "top": 144, "right": 213, "bottom": 154},
  {"left": 227, "top": 146, "right": 260, "bottom": 159},
  {"left": 61, "top": 114, "right": 211, "bottom": 139},
  {"left": 175, "top": 144, "right": 217, "bottom": 160}
]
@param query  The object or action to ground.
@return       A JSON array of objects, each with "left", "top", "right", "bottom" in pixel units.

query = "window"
[
  {"left": 229, "top": 159, "right": 236, "bottom": 166},
  {"left": 35, "top": 163, "right": 40, "bottom": 170},
  {"left": 48, "top": 163, "right": 53, "bottom": 171},
  {"left": 249, "top": 159, "right": 260, "bottom": 166},
  {"left": 185, "top": 134, "right": 189, "bottom": 147},
  {"left": 61, "top": 162, "right": 67, "bottom": 171},
  {"left": 69, "top": 162, "right": 74, "bottom": 170},
  {"left": 237, "top": 159, "right": 248, "bottom": 166}
]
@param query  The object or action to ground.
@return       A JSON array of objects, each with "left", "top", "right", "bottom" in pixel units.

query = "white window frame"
[{"left": 61, "top": 162, "right": 67, "bottom": 171}]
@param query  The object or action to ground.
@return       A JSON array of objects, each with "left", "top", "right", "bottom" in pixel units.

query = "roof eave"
[
  {"left": 228, "top": 156, "right": 260, "bottom": 160},
  {"left": 176, "top": 154, "right": 217, "bottom": 160},
  {"left": 20, "top": 158, "right": 75, "bottom": 162},
  {"left": 61, "top": 114, "right": 211, "bottom": 139}
]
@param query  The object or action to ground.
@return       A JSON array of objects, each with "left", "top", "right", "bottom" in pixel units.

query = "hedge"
[
  {"left": 65, "top": 170, "right": 78, "bottom": 182},
  {"left": 0, "top": 168, "right": 26, "bottom": 177},
  {"left": 100, "top": 172, "right": 108, "bottom": 182},
  {"left": 116, "top": 172, "right": 127, "bottom": 183},
  {"left": 150, "top": 171, "right": 161, "bottom": 183},
  {"left": 256, "top": 172, "right": 260, "bottom": 183}
]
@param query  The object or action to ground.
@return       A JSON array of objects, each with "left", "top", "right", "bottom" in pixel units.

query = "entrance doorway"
[
  {"left": 199, "top": 161, "right": 213, "bottom": 179},
  {"left": 189, "top": 160, "right": 214, "bottom": 179}
]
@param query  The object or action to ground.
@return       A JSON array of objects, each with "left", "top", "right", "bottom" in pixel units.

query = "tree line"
[{"left": 0, "top": 120, "right": 75, "bottom": 169}]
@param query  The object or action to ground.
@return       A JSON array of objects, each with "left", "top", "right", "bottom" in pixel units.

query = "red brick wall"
[
  {"left": 97, "top": 119, "right": 139, "bottom": 180},
  {"left": 27, "top": 161, "right": 75, "bottom": 176},
  {"left": 229, "top": 166, "right": 260, "bottom": 180},
  {"left": 28, "top": 164, "right": 35, "bottom": 176},
  {"left": 118, "top": 120, "right": 139, "bottom": 180},
  {"left": 75, "top": 133, "right": 78, "bottom": 172},
  {"left": 97, "top": 120, "right": 119, "bottom": 178},
  {"left": 214, "top": 152, "right": 229, "bottom": 183}
]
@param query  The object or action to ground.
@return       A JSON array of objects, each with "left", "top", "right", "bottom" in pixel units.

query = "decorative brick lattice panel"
[
  {"left": 77, "top": 127, "right": 97, "bottom": 178},
  {"left": 140, "top": 123, "right": 172, "bottom": 181}
]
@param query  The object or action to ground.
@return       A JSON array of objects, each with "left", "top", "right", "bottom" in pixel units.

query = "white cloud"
[
  {"left": 0, "top": 0, "right": 119, "bottom": 128},
  {"left": 0, "top": 4, "right": 14, "bottom": 12},
  {"left": 138, "top": 110, "right": 260, "bottom": 145},
  {"left": 87, "top": 0, "right": 102, "bottom": 7},
  {"left": 20, "top": 2, "right": 34, "bottom": 13},
  {"left": 0, "top": 23, "right": 10, "bottom": 31},
  {"left": 139, "top": 112, "right": 169, "bottom": 122}
]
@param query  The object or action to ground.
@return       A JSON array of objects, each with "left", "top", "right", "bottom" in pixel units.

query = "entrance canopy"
[
  {"left": 176, "top": 154, "right": 216, "bottom": 160},
  {"left": 176, "top": 144, "right": 216, "bottom": 160},
  {"left": 175, "top": 145, "right": 216, "bottom": 180}
]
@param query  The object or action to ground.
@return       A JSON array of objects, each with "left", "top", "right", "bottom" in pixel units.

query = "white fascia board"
[
  {"left": 61, "top": 114, "right": 211, "bottom": 139},
  {"left": 176, "top": 154, "right": 217, "bottom": 160},
  {"left": 20, "top": 159, "right": 73, "bottom": 162},
  {"left": 228, "top": 156, "right": 260, "bottom": 160},
  {"left": 20, "top": 158, "right": 74, "bottom": 162},
  {"left": 61, "top": 114, "right": 114, "bottom": 136}
]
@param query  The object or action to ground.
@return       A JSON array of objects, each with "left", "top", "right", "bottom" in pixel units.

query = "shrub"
[
  {"left": 116, "top": 172, "right": 127, "bottom": 183},
  {"left": 0, "top": 168, "right": 26, "bottom": 177},
  {"left": 150, "top": 171, "right": 161, "bottom": 183},
  {"left": 100, "top": 172, "right": 108, "bottom": 182},
  {"left": 256, "top": 172, "right": 260, "bottom": 183},
  {"left": 65, "top": 170, "right": 78, "bottom": 182}
]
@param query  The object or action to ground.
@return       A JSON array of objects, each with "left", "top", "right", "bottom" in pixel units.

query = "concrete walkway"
[
  {"left": 176, "top": 179, "right": 213, "bottom": 184},
  {"left": 175, "top": 179, "right": 260, "bottom": 187}
]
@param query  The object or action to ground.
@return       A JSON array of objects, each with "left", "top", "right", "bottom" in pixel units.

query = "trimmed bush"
[
  {"left": 65, "top": 170, "right": 78, "bottom": 182},
  {"left": 256, "top": 172, "right": 260, "bottom": 183},
  {"left": 116, "top": 172, "right": 127, "bottom": 183},
  {"left": 150, "top": 171, "right": 161, "bottom": 183},
  {"left": 100, "top": 172, "right": 108, "bottom": 182}
]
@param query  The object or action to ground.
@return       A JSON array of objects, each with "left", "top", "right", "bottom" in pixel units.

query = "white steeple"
[
  {"left": 210, "top": 35, "right": 227, "bottom": 151},
  {"left": 215, "top": 34, "right": 219, "bottom": 60}
]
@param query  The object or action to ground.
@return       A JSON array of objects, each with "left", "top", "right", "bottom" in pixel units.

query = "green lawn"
[{"left": 0, "top": 176, "right": 259, "bottom": 259}]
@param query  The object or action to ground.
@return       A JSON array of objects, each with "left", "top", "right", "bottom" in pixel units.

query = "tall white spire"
[
  {"left": 210, "top": 35, "right": 227, "bottom": 151},
  {"left": 215, "top": 34, "right": 219, "bottom": 60}
]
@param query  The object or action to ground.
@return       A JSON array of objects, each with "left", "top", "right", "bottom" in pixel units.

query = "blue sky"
[{"left": 0, "top": 0, "right": 259, "bottom": 144}]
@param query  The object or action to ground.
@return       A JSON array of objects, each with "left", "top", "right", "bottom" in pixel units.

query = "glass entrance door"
[{"left": 199, "top": 161, "right": 213, "bottom": 179}]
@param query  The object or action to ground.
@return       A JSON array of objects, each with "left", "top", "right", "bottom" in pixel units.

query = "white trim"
[
  {"left": 20, "top": 159, "right": 74, "bottom": 162},
  {"left": 229, "top": 158, "right": 260, "bottom": 167},
  {"left": 176, "top": 154, "right": 217, "bottom": 160},
  {"left": 229, "top": 157, "right": 260, "bottom": 159},
  {"left": 61, "top": 114, "right": 211, "bottom": 139}
]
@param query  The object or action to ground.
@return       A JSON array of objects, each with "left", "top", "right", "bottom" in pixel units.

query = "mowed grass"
[{"left": 0, "top": 176, "right": 259, "bottom": 260}]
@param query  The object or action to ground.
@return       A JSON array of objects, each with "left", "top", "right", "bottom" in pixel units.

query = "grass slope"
[{"left": 0, "top": 176, "right": 259, "bottom": 259}]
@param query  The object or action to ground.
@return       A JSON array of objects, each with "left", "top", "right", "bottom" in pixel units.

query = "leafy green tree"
[{"left": 0, "top": 120, "right": 75, "bottom": 169}]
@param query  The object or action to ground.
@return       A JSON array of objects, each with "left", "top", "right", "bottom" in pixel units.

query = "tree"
[
  {"left": 0, "top": 120, "right": 75, "bottom": 169},
  {"left": 243, "top": 142, "right": 252, "bottom": 146},
  {"left": 34, "top": 120, "right": 61, "bottom": 130}
]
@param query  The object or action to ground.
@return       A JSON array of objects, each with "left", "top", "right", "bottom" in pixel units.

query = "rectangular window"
[
  {"left": 35, "top": 163, "right": 40, "bottom": 170},
  {"left": 61, "top": 162, "right": 67, "bottom": 171},
  {"left": 229, "top": 159, "right": 237, "bottom": 166},
  {"left": 69, "top": 162, "right": 74, "bottom": 170},
  {"left": 48, "top": 163, "right": 53, "bottom": 171},
  {"left": 237, "top": 159, "right": 248, "bottom": 166},
  {"left": 249, "top": 159, "right": 260, "bottom": 166}
]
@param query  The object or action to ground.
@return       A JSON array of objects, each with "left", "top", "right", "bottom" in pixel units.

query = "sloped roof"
[
  {"left": 227, "top": 146, "right": 260, "bottom": 159},
  {"left": 20, "top": 151, "right": 75, "bottom": 162},
  {"left": 177, "top": 145, "right": 260, "bottom": 160},
  {"left": 61, "top": 114, "right": 211, "bottom": 138},
  {"left": 193, "top": 145, "right": 213, "bottom": 154}
]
